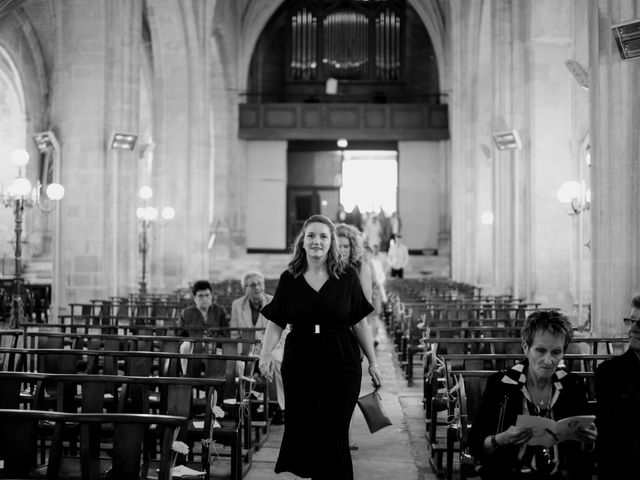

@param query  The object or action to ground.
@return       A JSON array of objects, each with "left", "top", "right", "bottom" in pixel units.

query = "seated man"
[
  {"left": 230, "top": 270, "right": 288, "bottom": 424},
  {"left": 595, "top": 294, "right": 640, "bottom": 480},
  {"left": 177, "top": 280, "right": 229, "bottom": 376}
]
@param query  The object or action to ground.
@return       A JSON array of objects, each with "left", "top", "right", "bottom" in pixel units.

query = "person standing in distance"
[{"left": 387, "top": 233, "right": 409, "bottom": 278}]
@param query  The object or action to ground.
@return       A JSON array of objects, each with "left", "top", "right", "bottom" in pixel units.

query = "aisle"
[{"left": 243, "top": 321, "right": 438, "bottom": 480}]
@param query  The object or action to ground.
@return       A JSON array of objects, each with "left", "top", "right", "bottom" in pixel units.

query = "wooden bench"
[
  {"left": 0, "top": 409, "right": 185, "bottom": 480},
  {"left": 0, "top": 371, "right": 231, "bottom": 480},
  {"left": 0, "top": 346, "right": 267, "bottom": 465}
]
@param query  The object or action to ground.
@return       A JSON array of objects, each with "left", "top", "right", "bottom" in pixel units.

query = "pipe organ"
[{"left": 288, "top": 0, "right": 404, "bottom": 82}]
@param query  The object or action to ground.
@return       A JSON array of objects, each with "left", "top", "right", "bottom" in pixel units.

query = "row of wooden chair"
[
  {"left": 382, "top": 277, "right": 629, "bottom": 480},
  {"left": 0, "top": 409, "right": 184, "bottom": 480},
  {"left": 0, "top": 343, "right": 270, "bottom": 480}
]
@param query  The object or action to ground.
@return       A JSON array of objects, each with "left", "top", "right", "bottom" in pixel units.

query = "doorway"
[{"left": 287, "top": 187, "right": 340, "bottom": 245}]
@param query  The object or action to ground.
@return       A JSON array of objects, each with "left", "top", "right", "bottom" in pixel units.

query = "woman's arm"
[
  {"left": 469, "top": 377, "right": 532, "bottom": 458},
  {"left": 259, "top": 320, "right": 284, "bottom": 381},
  {"left": 358, "top": 263, "right": 373, "bottom": 303},
  {"left": 352, "top": 318, "right": 381, "bottom": 387}
]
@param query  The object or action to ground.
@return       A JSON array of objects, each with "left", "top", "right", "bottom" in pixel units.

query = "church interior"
[{"left": 0, "top": 0, "right": 639, "bottom": 479}]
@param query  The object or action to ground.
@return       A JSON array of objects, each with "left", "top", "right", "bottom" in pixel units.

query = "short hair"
[
  {"left": 288, "top": 214, "right": 344, "bottom": 279},
  {"left": 520, "top": 309, "right": 573, "bottom": 350},
  {"left": 191, "top": 280, "right": 212, "bottom": 296},
  {"left": 632, "top": 294, "right": 640, "bottom": 309},
  {"left": 336, "top": 223, "right": 364, "bottom": 270},
  {"left": 241, "top": 270, "right": 264, "bottom": 288}
]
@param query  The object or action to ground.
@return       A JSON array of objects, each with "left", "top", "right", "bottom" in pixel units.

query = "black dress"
[{"left": 261, "top": 266, "right": 373, "bottom": 479}]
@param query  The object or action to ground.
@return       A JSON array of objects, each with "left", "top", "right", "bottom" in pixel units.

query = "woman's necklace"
[{"left": 527, "top": 382, "right": 553, "bottom": 412}]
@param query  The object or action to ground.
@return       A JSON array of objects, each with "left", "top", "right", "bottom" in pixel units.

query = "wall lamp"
[
  {"left": 557, "top": 180, "right": 591, "bottom": 216},
  {"left": 32, "top": 131, "right": 59, "bottom": 153},
  {"left": 492, "top": 130, "right": 522, "bottom": 151},
  {"left": 612, "top": 19, "right": 640, "bottom": 61},
  {"left": 110, "top": 132, "right": 138, "bottom": 150}
]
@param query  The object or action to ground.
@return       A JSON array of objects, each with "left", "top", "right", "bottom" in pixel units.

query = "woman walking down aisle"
[
  {"left": 259, "top": 215, "right": 381, "bottom": 480},
  {"left": 337, "top": 223, "right": 374, "bottom": 452}
]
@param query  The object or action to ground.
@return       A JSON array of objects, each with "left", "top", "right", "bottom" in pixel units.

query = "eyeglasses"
[
  {"left": 246, "top": 282, "right": 263, "bottom": 289},
  {"left": 623, "top": 317, "right": 640, "bottom": 326}
]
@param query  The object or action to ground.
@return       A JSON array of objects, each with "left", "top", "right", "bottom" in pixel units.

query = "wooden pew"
[
  {"left": 0, "top": 371, "right": 227, "bottom": 480},
  {"left": 0, "top": 328, "right": 23, "bottom": 371},
  {"left": 427, "top": 337, "right": 626, "bottom": 358},
  {"left": 0, "top": 346, "right": 265, "bottom": 473},
  {"left": 0, "top": 409, "right": 184, "bottom": 480},
  {"left": 22, "top": 321, "right": 265, "bottom": 338}
]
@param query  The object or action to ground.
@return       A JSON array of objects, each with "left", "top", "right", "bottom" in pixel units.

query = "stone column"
[
  {"left": 104, "top": 0, "right": 142, "bottom": 297},
  {"left": 528, "top": 0, "right": 586, "bottom": 315},
  {"left": 51, "top": 0, "right": 143, "bottom": 304},
  {"left": 449, "top": 0, "right": 484, "bottom": 286},
  {"left": 590, "top": 1, "right": 640, "bottom": 335},
  {"left": 51, "top": 0, "right": 110, "bottom": 305},
  {"left": 148, "top": 0, "right": 212, "bottom": 289},
  {"left": 450, "top": 0, "right": 531, "bottom": 297}
]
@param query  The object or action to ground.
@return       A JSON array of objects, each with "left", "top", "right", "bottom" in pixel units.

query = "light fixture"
[
  {"left": 110, "top": 132, "right": 138, "bottom": 150},
  {"left": 161, "top": 206, "right": 175, "bottom": 220},
  {"left": 612, "top": 19, "right": 640, "bottom": 61},
  {"left": 480, "top": 211, "right": 495, "bottom": 225},
  {"left": 557, "top": 180, "right": 591, "bottom": 216},
  {"left": 492, "top": 130, "right": 522, "bottom": 151},
  {"left": 564, "top": 59, "right": 589, "bottom": 90},
  {"left": 1, "top": 148, "right": 64, "bottom": 327},
  {"left": 32, "top": 131, "right": 59, "bottom": 153},
  {"left": 337, "top": 138, "right": 348, "bottom": 149},
  {"left": 136, "top": 184, "right": 174, "bottom": 294},
  {"left": 138, "top": 185, "right": 153, "bottom": 200}
]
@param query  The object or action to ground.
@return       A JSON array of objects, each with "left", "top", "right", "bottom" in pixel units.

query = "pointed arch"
[{"left": 237, "top": 0, "right": 447, "bottom": 93}]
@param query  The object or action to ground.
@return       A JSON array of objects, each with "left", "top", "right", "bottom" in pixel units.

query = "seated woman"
[{"left": 469, "top": 310, "right": 597, "bottom": 480}]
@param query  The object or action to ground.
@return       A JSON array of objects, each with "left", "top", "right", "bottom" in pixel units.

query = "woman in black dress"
[{"left": 259, "top": 214, "right": 381, "bottom": 479}]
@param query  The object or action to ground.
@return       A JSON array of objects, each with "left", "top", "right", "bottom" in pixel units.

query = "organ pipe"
[{"left": 288, "top": 1, "right": 403, "bottom": 82}]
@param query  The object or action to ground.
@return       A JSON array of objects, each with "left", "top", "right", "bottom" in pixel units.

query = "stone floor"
[{"left": 242, "top": 322, "right": 439, "bottom": 480}]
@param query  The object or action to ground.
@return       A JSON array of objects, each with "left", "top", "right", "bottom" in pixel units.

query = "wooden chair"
[
  {"left": 0, "top": 329, "right": 23, "bottom": 372},
  {"left": 457, "top": 374, "right": 481, "bottom": 480},
  {"left": 0, "top": 409, "right": 184, "bottom": 480}
]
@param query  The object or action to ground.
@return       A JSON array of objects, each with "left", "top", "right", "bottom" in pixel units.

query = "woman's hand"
[
  {"left": 496, "top": 426, "right": 533, "bottom": 446},
  {"left": 259, "top": 353, "right": 276, "bottom": 381},
  {"left": 575, "top": 423, "right": 598, "bottom": 443},
  {"left": 368, "top": 363, "right": 382, "bottom": 388}
]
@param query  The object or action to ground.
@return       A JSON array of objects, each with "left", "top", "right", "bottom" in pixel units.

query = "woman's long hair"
[
  {"left": 288, "top": 214, "right": 345, "bottom": 279},
  {"left": 336, "top": 223, "right": 364, "bottom": 270}
]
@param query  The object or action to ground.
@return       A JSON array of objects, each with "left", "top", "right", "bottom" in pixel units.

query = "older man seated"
[{"left": 230, "top": 270, "right": 288, "bottom": 424}]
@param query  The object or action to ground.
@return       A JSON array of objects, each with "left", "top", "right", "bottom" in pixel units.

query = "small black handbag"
[{"left": 357, "top": 387, "right": 392, "bottom": 433}]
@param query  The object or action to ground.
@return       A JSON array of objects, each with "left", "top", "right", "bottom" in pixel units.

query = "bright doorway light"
[{"left": 340, "top": 151, "right": 398, "bottom": 214}]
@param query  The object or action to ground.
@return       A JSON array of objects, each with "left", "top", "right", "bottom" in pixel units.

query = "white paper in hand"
[{"left": 516, "top": 414, "right": 595, "bottom": 447}]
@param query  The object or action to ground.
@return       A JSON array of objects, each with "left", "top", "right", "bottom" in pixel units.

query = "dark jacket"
[
  {"left": 595, "top": 349, "right": 640, "bottom": 480},
  {"left": 177, "top": 304, "right": 229, "bottom": 338},
  {"left": 469, "top": 362, "right": 593, "bottom": 480}
]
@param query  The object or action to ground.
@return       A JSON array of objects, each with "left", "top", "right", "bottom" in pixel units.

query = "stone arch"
[
  {"left": 236, "top": 0, "right": 448, "bottom": 94},
  {"left": 0, "top": 9, "right": 51, "bottom": 267}
]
